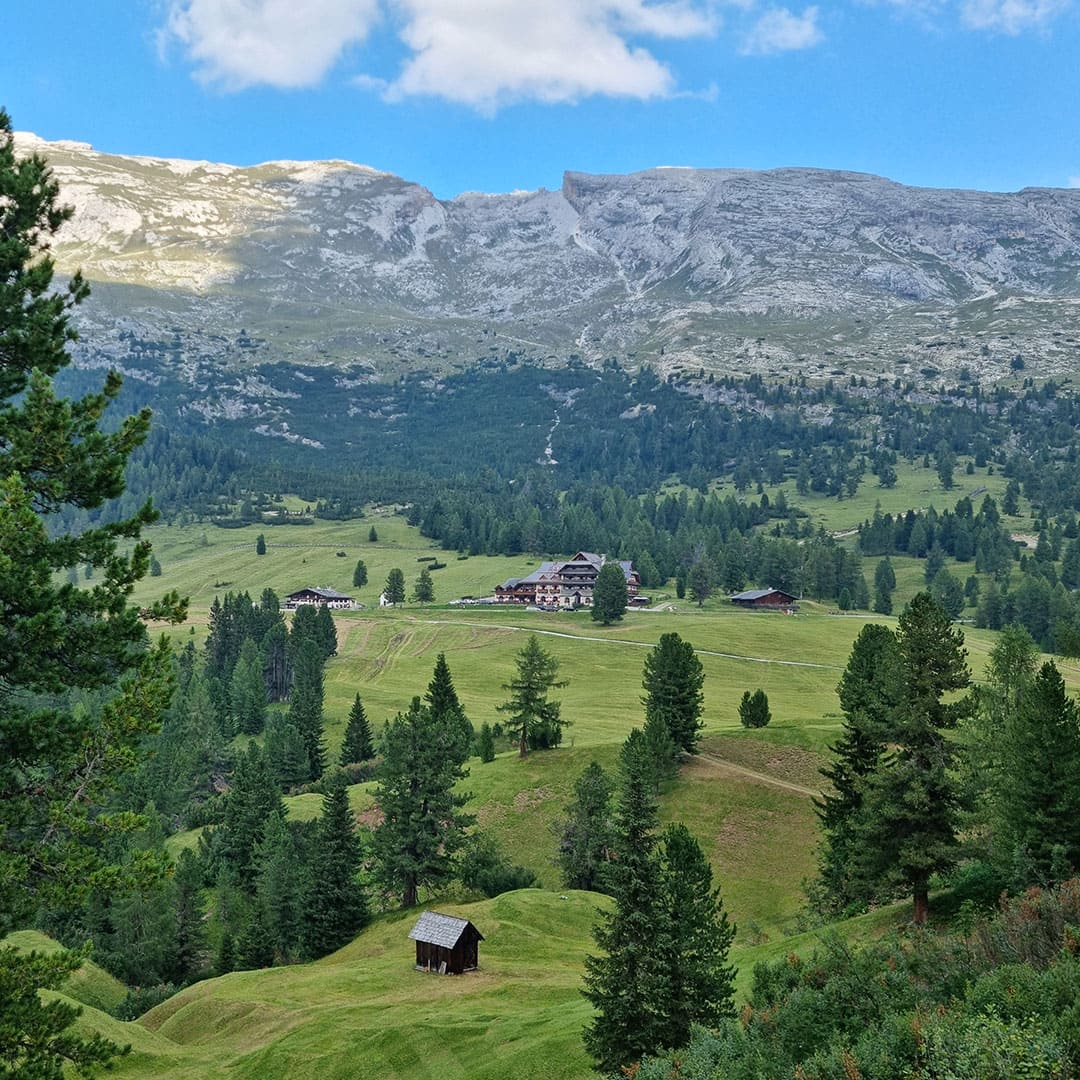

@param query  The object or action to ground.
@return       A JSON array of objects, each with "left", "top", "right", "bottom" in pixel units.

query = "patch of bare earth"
[{"left": 513, "top": 787, "right": 553, "bottom": 813}]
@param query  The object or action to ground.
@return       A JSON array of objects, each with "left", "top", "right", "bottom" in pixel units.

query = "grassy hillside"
[
  {"left": 3, "top": 930, "right": 128, "bottom": 1015},
  {"left": 57, "top": 888, "right": 910, "bottom": 1080},
  {"left": 85, "top": 509, "right": 1080, "bottom": 1078}
]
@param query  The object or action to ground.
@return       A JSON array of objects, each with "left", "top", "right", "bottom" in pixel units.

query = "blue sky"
[{"left": 7, "top": 0, "right": 1079, "bottom": 198}]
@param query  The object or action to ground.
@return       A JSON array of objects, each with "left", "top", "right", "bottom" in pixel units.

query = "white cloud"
[
  {"left": 1070, "top": 176, "right": 1080, "bottom": 188},
  {"left": 163, "top": 0, "right": 380, "bottom": 89},
  {"left": 162, "top": 0, "right": 717, "bottom": 105},
  {"left": 384, "top": 0, "right": 717, "bottom": 108},
  {"left": 959, "top": 0, "right": 1069, "bottom": 32},
  {"left": 740, "top": 5, "right": 823, "bottom": 53}
]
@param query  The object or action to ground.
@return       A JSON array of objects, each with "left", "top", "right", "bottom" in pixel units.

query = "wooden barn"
[
  {"left": 408, "top": 911, "right": 483, "bottom": 975},
  {"left": 730, "top": 587, "right": 798, "bottom": 609}
]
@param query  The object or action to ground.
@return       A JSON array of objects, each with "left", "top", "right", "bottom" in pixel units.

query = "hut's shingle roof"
[{"left": 408, "top": 911, "right": 482, "bottom": 948}]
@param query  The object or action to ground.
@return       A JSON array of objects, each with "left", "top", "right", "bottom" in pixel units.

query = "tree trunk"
[
  {"left": 519, "top": 731, "right": 528, "bottom": 759},
  {"left": 403, "top": 880, "right": 418, "bottom": 908},
  {"left": 912, "top": 880, "right": 929, "bottom": 925}
]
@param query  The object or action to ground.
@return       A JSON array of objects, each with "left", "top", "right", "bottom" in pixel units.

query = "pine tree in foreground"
[
  {"left": 583, "top": 731, "right": 738, "bottom": 1071},
  {"left": 582, "top": 730, "right": 669, "bottom": 1072},
  {"left": 862, "top": 592, "right": 971, "bottom": 923},
  {"left": 657, "top": 823, "right": 736, "bottom": 1050},
  {"left": 0, "top": 110, "right": 185, "bottom": 1076},
  {"left": 815, "top": 623, "right": 900, "bottom": 914},
  {"left": 372, "top": 698, "right": 473, "bottom": 907},
  {"left": 304, "top": 773, "right": 369, "bottom": 958}
]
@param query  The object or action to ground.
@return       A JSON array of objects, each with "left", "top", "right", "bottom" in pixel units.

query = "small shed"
[{"left": 408, "top": 911, "right": 483, "bottom": 975}]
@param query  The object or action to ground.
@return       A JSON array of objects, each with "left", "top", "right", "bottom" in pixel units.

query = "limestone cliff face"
[{"left": 17, "top": 132, "right": 1080, "bottom": 382}]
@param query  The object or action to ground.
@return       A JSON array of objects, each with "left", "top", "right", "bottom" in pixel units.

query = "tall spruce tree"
[
  {"left": 315, "top": 603, "right": 337, "bottom": 659},
  {"left": 657, "top": 823, "right": 736, "bottom": 1050},
  {"left": 340, "top": 693, "right": 375, "bottom": 765},
  {"left": 425, "top": 652, "right": 473, "bottom": 760},
  {"left": 305, "top": 773, "right": 369, "bottom": 958},
  {"left": 253, "top": 809, "right": 305, "bottom": 964},
  {"left": 289, "top": 603, "right": 320, "bottom": 655},
  {"left": 591, "top": 561, "right": 628, "bottom": 625},
  {"left": 372, "top": 698, "right": 472, "bottom": 907},
  {"left": 582, "top": 730, "right": 668, "bottom": 1072},
  {"left": 641, "top": 632, "right": 705, "bottom": 755},
  {"left": 264, "top": 713, "right": 311, "bottom": 788},
  {"left": 0, "top": 109, "right": 184, "bottom": 1075},
  {"left": 412, "top": 566, "right": 435, "bottom": 605},
  {"left": 862, "top": 593, "right": 971, "bottom": 923},
  {"left": 583, "top": 733, "right": 738, "bottom": 1071},
  {"left": 815, "top": 623, "right": 901, "bottom": 914},
  {"left": 219, "top": 742, "right": 283, "bottom": 883},
  {"left": 556, "top": 761, "right": 615, "bottom": 893},
  {"left": 383, "top": 567, "right": 405, "bottom": 605},
  {"left": 996, "top": 661, "right": 1080, "bottom": 884},
  {"left": 288, "top": 637, "right": 326, "bottom": 780},
  {"left": 230, "top": 637, "right": 267, "bottom": 735}
]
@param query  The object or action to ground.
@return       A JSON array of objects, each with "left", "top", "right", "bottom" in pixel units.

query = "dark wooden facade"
[
  {"left": 730, "top": 587, "right": 797, "bottom": 609},
  {"left": 408, "top": 911, "right": 483, "bottom": 975}
]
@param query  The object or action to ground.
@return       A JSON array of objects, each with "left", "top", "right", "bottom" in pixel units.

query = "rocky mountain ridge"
[{"left": 18, "top": 131, "right": 1080, "bottom": 385}]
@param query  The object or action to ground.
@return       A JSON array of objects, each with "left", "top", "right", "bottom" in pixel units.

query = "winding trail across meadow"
[{"left": 692, "top": 752, "right": 820, "bottom": 798}]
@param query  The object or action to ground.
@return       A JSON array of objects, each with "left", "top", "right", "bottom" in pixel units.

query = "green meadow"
[
  {"left": 32, "top": 890, "right": 915, "bottom": 1080},
  {"left": 47, "top": 509, "right": 1078, "bottom": 1078}
]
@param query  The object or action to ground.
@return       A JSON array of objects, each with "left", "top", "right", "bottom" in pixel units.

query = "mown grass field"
[
  {"left": 61, "top": 506, "right": 1080, "bottom": 1078},
  {"left": 36, "top": 889, "right": 917, "bottom": 1080}
]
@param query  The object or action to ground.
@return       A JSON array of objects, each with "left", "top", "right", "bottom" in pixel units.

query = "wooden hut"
[
  {"left": 729, "top": 587, "right": 797, "bottom": 609},
  {"left": 408, "top": 911, "right": 483, "bottom": 975}
]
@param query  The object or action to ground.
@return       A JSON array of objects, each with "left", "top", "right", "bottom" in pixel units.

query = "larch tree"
[
  {"left": 498, "top": 634, "right": 568, "bottom": 756},
  {"left": 688, "top": 555, "right": 714, "bottom": 607},
  {"left": 352, "top": 558, "right": 368, "bottom": 588},
  {"left": 0, "top": 109, "right": 184, "bottom": 1074}
]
